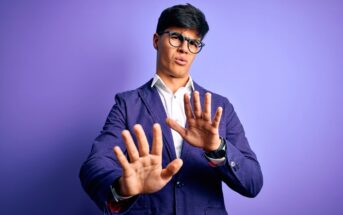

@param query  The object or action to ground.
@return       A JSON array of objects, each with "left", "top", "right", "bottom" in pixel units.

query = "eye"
[
  {"left": 170, "top": 32, "right": 181, "bottom": 40},
  {"left": 189, "top": 40, "right": 201, "bottom": 48}
]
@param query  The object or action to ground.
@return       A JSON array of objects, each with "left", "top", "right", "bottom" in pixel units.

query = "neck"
[{"left": 156, "top": 71, "right": 189, "bottom": 93}]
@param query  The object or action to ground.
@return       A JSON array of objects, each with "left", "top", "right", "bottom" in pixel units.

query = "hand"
[
  {"left": 166, "top": 91, "right": 223, "bottom": 152},
  {"left": 113, "top": 124, "right": 183, "bottom": 197}
]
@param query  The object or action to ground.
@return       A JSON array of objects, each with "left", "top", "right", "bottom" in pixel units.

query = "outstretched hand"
[
  {"left": 166, "top": 91, "right": 223, "bottom": 152},
  {"left": 113, "top": 124, "right": 183, "bottom": 197}
]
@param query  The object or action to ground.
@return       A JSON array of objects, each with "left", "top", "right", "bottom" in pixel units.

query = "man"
[{"left": 80, "top": 4, "right": 263, "bottom": 215}]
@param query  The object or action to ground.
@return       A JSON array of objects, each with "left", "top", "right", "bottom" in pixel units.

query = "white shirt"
[{"left": 151, "top": 74, "right": 194, "bottom": 158}]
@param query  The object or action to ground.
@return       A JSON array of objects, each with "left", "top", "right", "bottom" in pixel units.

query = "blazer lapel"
[{"left": 138, "top": 80, "right": 177, "bottom": 160}]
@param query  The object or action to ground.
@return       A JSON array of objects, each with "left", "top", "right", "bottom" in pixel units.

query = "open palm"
[
  {"left": 166, "top": 91, "right": 223, "bottom": 152},
  {"left": 113, "top": 124, "right": 183, "bottom": 196}
]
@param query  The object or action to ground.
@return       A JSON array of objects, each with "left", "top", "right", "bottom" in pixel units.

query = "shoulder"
[{"left": 114, "top": 79, "right": 153, "bottom": 101}]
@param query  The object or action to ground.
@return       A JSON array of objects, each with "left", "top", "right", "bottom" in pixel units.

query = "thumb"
[
  {"left": 166, "top": 118, "right": 186, "bottom": 138},
  {"left": 161, "top": 158, "right": 183, "bottom": 180}
]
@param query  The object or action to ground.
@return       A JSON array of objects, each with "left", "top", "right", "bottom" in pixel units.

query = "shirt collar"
[{"left": 151, "top": 73, "right": 195, "bottom": 92}]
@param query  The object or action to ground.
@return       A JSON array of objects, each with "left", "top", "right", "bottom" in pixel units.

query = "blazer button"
[
  {"left": 176, "top": 181, "right": 184, "bottom": 188},
  {"left": 230, "top": 161, "right": 236, "bottom": 168}
]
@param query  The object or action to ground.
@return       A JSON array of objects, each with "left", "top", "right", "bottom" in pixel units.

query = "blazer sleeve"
[
  {"left": 79, "top": 94, "right": 137, "bottom": 213},
  {"left": 214, "top": 98, "right": 263, "bottom": 197}
]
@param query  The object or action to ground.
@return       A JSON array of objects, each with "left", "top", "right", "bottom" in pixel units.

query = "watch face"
[
  {"left": 216, "top": 149, "right": 226, "bottom": 158},
  {"left": 205, "top": 149, "right": 226, "bottom": 159},
  {"left": 205, "top": 137, "right": 227, "bottom": 159}
]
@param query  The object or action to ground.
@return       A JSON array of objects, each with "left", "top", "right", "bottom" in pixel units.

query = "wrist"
[
  {"left": 117, "top": 177, "right": 126, "bottom": 196},
  {"left": 204, "top": 137, "right": 226, "bottom": 158},
  {"left": 204, "top": 137, "right": 222, "bottom": 152},
  {"left": 110, "top": 177, "right": 133, "bottom": 202}
]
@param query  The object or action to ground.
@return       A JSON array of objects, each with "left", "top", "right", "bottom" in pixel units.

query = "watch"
[{"left": 204, "top": 137, "right": 227, "bottom": 159}]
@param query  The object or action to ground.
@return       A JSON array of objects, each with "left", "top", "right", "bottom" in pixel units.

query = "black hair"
[{"left": 156, "top": 3, "right": 209, "bottom": 39}]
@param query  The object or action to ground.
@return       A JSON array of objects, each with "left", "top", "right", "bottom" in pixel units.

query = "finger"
[
  {"left": 161, "top": 158, "right": 183, "bottom": 180},
  {"left": 151, "top": 123, "right": 163, "bottom": 156},
  {"left": 193, "top": 91, "right": 202, "bottom": 118},
  {"left": 113, "top": 146, "right": 131, "bottom": 175},
  {"left": 202, "top": 92, "right": 211, "bottom": 121},
  {"left": 134, "top": 124, "right": 150, "bottom": 157},
  {"left": 121, "top": 130, "right": 139, "bottom": 162},
  {"left": 184, "top": 93, "right": 193, "bottom": 119},
  {"left": 166, "top": 118, "right": 186, "bottom": 138},
  {"left": 212, "top": 107, "right": 223, "bottom": 128}
]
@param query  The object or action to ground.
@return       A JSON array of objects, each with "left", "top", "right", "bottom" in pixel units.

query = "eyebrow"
[{"left": 171, "top": 31, "right": 201, "bottom": 41}]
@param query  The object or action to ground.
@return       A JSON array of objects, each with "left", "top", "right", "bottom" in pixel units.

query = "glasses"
[{"left": 159, "top": 31, "right": 205, "bottom": 54}]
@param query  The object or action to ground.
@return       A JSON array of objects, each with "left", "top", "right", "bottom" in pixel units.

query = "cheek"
[
  {"left": 157, "top": 48, "right": 169, "bottom": 63},
  {"left": 159, "top": 41, "right": 173, "bottom": 59},
  {"left": 161, "top": 49, "right": 174, "bottom": 64}
]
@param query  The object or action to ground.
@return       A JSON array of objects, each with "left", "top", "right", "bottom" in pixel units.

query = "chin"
[
  {"left": 168, "top": 71, "right": 188, "bottom": 79},
  {"left": 171, "top": 68, "right": 189, "bottom": 77}
]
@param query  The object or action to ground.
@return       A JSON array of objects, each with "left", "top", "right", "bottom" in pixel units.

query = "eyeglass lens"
[{"left": 168, "top": 32, "right": 202, "bottom": 54}]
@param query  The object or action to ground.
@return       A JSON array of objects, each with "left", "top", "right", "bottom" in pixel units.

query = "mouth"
[{"left": 175, "top": 57, "right": 187, "bottom": 66}]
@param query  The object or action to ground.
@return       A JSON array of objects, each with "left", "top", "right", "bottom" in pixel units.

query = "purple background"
[{"left": 1, "top": 0, "right": 342, "bottom": 214}]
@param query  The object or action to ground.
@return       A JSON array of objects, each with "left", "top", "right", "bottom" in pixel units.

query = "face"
[{"left": 153, "top": 27, "right": 201, "bottom": 80}]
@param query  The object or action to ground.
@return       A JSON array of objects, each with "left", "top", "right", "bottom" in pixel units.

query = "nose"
[{"left": 177, "top": 40, "right": 189, "bottom": 54}]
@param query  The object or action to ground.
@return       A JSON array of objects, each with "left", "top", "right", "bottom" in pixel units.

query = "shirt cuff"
[
  {"left": 106, "top": 180, "right": 134, "bottom": 213},
  {"left": 205, "top": 155, "right": 226, "bottom": 167}
]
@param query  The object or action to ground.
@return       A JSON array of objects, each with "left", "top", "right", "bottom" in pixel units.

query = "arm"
[
  {"left": 79, "top": 94, "right": 131, "bottom": 211},
  {"left": 166, "top": 91, "right": 263, "bottom": 198},
  {"left": 215, "top": 98, "right": 263, "bottom": 197},
  {"left": 79, "top": 95, "right": 183, "bottom": 213}
]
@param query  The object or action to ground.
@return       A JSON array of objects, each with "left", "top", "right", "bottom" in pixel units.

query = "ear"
[{"left": 153, "top": 33, "right": 159, "bottom": 50}]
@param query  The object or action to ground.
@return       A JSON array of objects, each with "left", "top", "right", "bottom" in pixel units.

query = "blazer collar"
[{"left": 137, "top": 79, "right": 208, "bottom": 161}]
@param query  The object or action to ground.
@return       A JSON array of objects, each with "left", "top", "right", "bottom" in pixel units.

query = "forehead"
[{"left": 165, "top": 27, "right": 201, "bottom": 40}]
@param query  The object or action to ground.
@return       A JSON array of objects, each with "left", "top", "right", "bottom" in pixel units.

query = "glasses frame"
[{"left": 159, "top": 31, "right": 205, "bottom": 54}]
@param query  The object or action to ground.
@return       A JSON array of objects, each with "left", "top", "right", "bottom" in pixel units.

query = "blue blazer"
[{"left": 80, "top": 79, "right": 263, "bottom": 215}]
